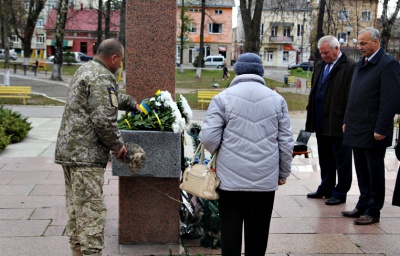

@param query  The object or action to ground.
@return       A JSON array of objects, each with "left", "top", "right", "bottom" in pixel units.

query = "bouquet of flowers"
[{"left": 118, "top": 90, "right": 192, "bottom": 133}]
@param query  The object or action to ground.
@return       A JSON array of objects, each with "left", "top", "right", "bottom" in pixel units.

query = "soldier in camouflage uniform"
[{"left": 55, "top": 39, "right": 141, "bottom": 256}]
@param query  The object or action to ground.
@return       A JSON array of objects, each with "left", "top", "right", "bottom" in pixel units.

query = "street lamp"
[{"left": 345, "top": 25, "right": 353, "bottom": 55}]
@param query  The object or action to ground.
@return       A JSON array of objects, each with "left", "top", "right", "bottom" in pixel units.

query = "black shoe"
[
  {"left": 341, "top": 208, "right": 363, "bottom": 218},
  {"left": 354, "top": 215, "right": 379, "bottom": 225},
  {"left": 325, "top": 197, "right": 346, "bottom": 205},
  {"left": 307, "top": 191, "right": 331, "bottom": 199}
]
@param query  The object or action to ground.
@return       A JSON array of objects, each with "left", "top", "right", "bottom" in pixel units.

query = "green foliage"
[
  {"left": 0, "top": 126, "right": 11, "bottom": 153},
  {"left": 0, "top": 105, "right": 32, "bottom": 146},
  {"left": 193, "top": 55, "right": 204, "bottom": 68},
  {"left": 64, "top": 50, "right": 76, "bottom": 64}
]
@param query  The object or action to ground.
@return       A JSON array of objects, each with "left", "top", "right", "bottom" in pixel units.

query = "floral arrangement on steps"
[{"left": 118, "top": 90, "right": 192, "bottom": 133}]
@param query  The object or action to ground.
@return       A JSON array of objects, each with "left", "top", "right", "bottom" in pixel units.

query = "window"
[
  {"left": 271, "top": 26, "right": 277, "bottom": 37},
  {"left": 36, "top": 18, "right": 44, "bottom": 27},
  {"left": 12, "top": 35, "right": 19, "bottom": 43},
  {"left": 177, "top": 46, "right": 181, "bottom": 58},
  {"left": 338, "top": 32, "right": 347, "bottom": 43},
  {"left": 283, "top": 51, "right": 289, "bottom": 62},
  {"left": 208, "top": 23, "right": 222, "bottom": 34},
  {"left": 189, "top": 9, "right": 200, "bottom": 12},
  {"left": 25, "top": 2, "right": 30, "bottom": 10},
  {"left": 338, "top": 10, "right": 349, "bottom": 21},
  {"left": 215, "top": 10, "right": 222, "bottom": 14},
  {"left": 297, "top": 24, "right": 304, "bottom": 36},
  {"left": 189, "top": 23, "right": 197, "bottom": 33},
  {"left": 283, "top": 27, "right": 291, "bottom": 37},
  {"left": 260, "top": 23, "right": 264, "bottom": 36},
  {"left": 361, "top": 11, "right": 371, "bottom": 22},
  {"left": 36, "top": 34, "right": 45, "bottom": 43}
]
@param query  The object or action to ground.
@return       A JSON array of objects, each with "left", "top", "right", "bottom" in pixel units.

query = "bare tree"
[
  {"left": 178, "top": 0, "right": 191, "bottom": 73},
  {"left": 96, "top": 0, "right": 103, "bottom": 52},
  {"left": 380, "top": 0, "right": 400, "bottom": 51},
  {"left": 0, "top": 0, "right": 12, "bottom": 85},
  {"left": 105, "top": 0, "right": 111, "bottom": 39},
  {"left": 239, "top": 0, "right": 264, "bottom": 53},
  {"left": 196, "top": 0, "right": 206, "bottom": 78},
  {"left": 313, "top": 0, "right": 326, "bottom": 62},
  {"left": 119, "top": 0, "right": 126, "bottom": 48},
  {"left": 50, "top": 0, "right": 68, "bottom": 81},
  {"left": 10, "top": 0, "right": 46, "bottom": 63}
]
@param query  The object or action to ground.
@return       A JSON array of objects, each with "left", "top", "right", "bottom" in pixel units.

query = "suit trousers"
[
  {"left": 316, "top": 133, "right": 352, "bottom": 199},
  {"left": 353, "top": 147, "right": 386, "bottom": 218},
  {"left": 218, "top": 190, "right": 275, "bottom": 256}
]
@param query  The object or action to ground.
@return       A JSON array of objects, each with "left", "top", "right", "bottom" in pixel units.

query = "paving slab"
[
  {"left": 0, "top": 220, "right": 50, "bottom": 237},
  {"left": 0, "top": 236, "right": 70, "bottom": 256}
]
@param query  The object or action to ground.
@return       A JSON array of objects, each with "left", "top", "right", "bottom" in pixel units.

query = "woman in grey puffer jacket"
[{"left": 200, "top": 53, "right": 294, "bottom": 256}]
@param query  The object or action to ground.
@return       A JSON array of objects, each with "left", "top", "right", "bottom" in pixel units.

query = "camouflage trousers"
[{"left": 62, "top": 166, "right": 107, "bottom": 256}]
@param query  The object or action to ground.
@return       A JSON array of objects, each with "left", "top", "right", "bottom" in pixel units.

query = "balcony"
[{"left": 269, "top": 36, "right": 294, "bottom": 43}]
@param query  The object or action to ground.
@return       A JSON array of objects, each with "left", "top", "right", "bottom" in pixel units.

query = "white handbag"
[{"left": 180, "top": 143, "right": 220, "bottom": 200}]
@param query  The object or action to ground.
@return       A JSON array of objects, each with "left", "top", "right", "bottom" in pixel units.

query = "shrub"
[
  {"left": 193, "top": 55, "right": 205, "bottom": 68},
  {"left": 0, "top": 126, "right": 10, "bottom": 153},
  {"left": 0, "top": 105, "right": 31, "bottom": 144}
]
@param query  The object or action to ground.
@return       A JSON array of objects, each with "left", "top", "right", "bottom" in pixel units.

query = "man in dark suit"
[
  {"left": 342, "top": 27, "right": 400, "bottom": 225},
  {"left": 305, "top": 35, "right": 355, "bottom": 205}
]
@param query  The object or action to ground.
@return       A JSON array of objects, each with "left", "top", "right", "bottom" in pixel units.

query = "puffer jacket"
[
  {"left": 55, "top": 58, "right": 137, "bottom": 167},
  {"left": 199, "top": 74, "right": 293, "bottom": 192}
]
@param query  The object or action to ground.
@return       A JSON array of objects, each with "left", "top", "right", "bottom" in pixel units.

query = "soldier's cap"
[{"left": 119, "top": 142, "right": 146, "bottom": 173}]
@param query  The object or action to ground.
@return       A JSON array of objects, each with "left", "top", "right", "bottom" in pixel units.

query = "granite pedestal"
[{"left": 112, "top": 130, "right": 182, "bottom": 244}]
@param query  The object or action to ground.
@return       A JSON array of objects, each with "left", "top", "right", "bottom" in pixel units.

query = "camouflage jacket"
[{"left": 55, "top": 58, "right": 137, "bottom": 167}]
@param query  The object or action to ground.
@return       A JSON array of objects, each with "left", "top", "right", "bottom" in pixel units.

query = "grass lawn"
[{"left": 1, "top": 63, "right": 308, "bottom": 111}]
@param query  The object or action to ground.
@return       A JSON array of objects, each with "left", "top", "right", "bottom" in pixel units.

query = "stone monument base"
[{"left": 118, "top": 176, "right": 180, "bottom": 244}]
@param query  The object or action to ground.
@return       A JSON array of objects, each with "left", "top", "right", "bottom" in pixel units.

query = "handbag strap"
[
  {"left": 190, "top": 143, "right": 205, "bottom": 165},
  {"left": 207, "top": 149, "right": 218, "bottom": 172}
]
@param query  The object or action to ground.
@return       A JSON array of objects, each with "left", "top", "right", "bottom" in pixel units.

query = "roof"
[
  {"left": 177, "top": 0, "right": 235, "bottom": 8},
  {"left": 44, "top": 8, "right": 120, "bottom": 32}
]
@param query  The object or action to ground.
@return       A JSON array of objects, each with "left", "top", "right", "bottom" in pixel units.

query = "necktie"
[
  {"left": 322, "top": 63, "right": 331, "bottom": 82},
  {"left": 365, "top": 58, "right": 369, "bottom": 65}
]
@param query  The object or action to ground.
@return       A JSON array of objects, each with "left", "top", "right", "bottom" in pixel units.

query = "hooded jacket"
[{"left": 199, "top": 74, "right": 293, "bottom": 192}]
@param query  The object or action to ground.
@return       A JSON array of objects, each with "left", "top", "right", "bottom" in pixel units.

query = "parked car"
[
  {"left": 204, "top": 55, "right": 225, "bottom": 68},
  {"left": 288, "top": 61, "right": 314, "bottom": 71},
  {"left": 78, "top": 52, "right": 93, "bottom": 61},
  {"left": 0, "top": 49, "right": 18, "bottom": 60},
  {"left": 47, "top": 52, "right": 81, "bottom": 63}
]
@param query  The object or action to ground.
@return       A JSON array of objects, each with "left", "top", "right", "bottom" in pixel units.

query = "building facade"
[
  {"left": 44, "top": 6, "right": 120, "bottom": 57},
  {"left": 177, "top": 0, "right": 235, "bottom": 66}
]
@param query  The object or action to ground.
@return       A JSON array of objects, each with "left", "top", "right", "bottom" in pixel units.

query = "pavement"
[{"left": 1, "top": 68, "right": 400, "bottom": 255}]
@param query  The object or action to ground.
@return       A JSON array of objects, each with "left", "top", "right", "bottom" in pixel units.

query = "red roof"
[{"left": 44, "top": 8, "right": 120, "bottom": 32}]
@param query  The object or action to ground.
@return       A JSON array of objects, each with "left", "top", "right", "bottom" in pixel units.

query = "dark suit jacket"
[
  {"left": 343, "top": 48, "right": 400, "bottom": 148},
  {"left": 393, "top": 166, "right": 400, "bottom": 206},
  {"left": 306, "top": 53, "right": 356, "bottom": 136}
]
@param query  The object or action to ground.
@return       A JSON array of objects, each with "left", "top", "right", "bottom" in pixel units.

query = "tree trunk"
[
  {"left": 50, "top": 0, "right": 69, "bottom": 81},
  {"left": 119, "top": 0, "right": 126, "bottom": 48},
  {"left": 380, "top": 0, "right": 400, "bottom": 52},
  {"left": 105, "top": 0, "right": 111, "bottom": 39},
  {"left": 196, "top": 0, "right": 206, "bottom": 78},
  {"left": 179, "top": 0, "right": 185, "bottom": 74},
  {"left": 239, "top": 0, "right": 264, "bottom": 54},
  {"left": 96, "top": 0, "right": 103, "bottom": 52},
  {"left": 0, "top": 0, "right": 11, "bottom": 85},
  {"left": 314, "top": 0, "right": 326, "bottom": 62}
]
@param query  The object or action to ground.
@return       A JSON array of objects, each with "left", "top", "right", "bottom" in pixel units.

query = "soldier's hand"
[
  {"left": 116, "top": 145, "right": 127, "bottom": 159},
  {"left": 278, "top": 179, "right": 286, "bottom": 185}
]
